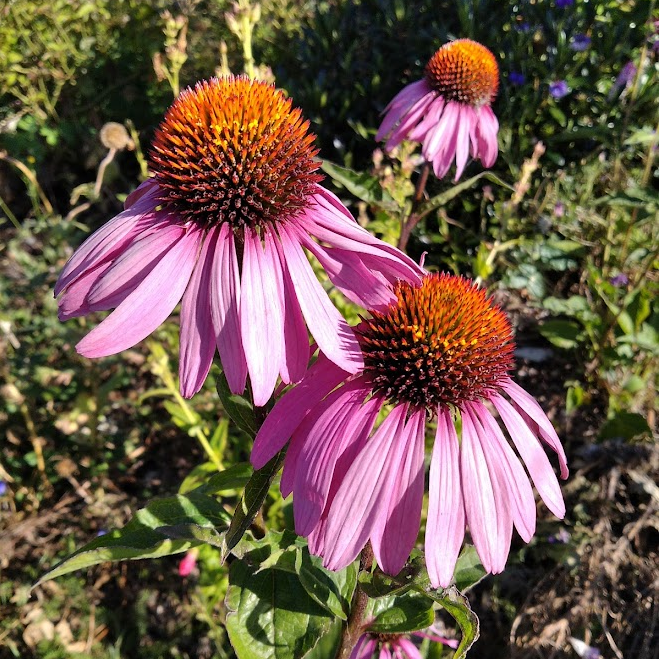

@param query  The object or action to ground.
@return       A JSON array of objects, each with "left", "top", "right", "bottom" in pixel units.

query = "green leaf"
[
  {"left": 225, "top": 542, "right": 334, "bottom": 659},
  {"left": 222, "top": 449, "right": 287, "bottom": 560},
  {"left": 358, "top": 554, "right": 425, "bottom": 598},
  {"left": 420, "top": 171, "right": 513, "bottom": 217},
  {"left": 420, "top": 586, "right": 479, "bottom": 659},
  {"left": 368, "top": 592, "right": 435, "bottom": 633},
  {"left": 232, "top": 531, "right": 357, "bottom": 620},
  {"left": 320, "top": 160, "right": 396, "bottom": 209},
  {"left": 539, "top": 319, "right": 583, "bottom": 349},
  {"left": 302, "top": 618, "right": 343, "bottom": 659},
  {"left": 194, "top": 462, "right": 253, "bottom": 495},
  {"left": 35, "top": 492, "right": 231, "bottom": 587},
  {"left": 452, "top": 545, "right": 487, "bottom": 593},
  {"left": 216, "top": 372, "right": 258, "bottom": 436},
  {"left": 599, "top": 412, "right": 651, "bottom": 441}
]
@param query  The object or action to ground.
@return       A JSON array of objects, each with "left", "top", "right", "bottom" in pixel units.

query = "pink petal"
[
  {"left": 86, "top": 223, "right": 185, "bottom": 308},
  {"left": 322, "top": 404, "right": 408, "bottom": 571},
  {"left": 408, "top": 96, "right": 445, "bottom": 141},
  {"left": 300, "top": 236, "right": 396, "bottom": 310},
  {"left": 475, "top": 105, "right": 499, "bottom": 167},
  {"left": 490, "top": 393, "right": 566, "bottom": 518},
  {"left": 371, "top": 408, "right": 425, "bottom": 576},
  {"left": 385, "top": 93, "right": 436, "bottom": 152},
  {"left": 500, "top": 379, "right": 568, "bottom": 479},
  {"left": 376, "top": 79, "right": 432, "bottom": 141},
  {"left": 250, "top": 353, "right": 350, "bottom": 469},
  {"left": 426, "top": 406, "right": 466, "bottom": 588},
  {"left": 210, "top": 224, "right": 247, "bottom": 396},
  {"left": 294, "top": 381, "right": 375, "bottom": 535},
  {"left": 179, "top": 228, "right": 218, "bottom": 398},
  {"left": 270, "top": 232, "right": 310, "bottom": 384},
  {"left": 76, "top": 227, "right": 202, "bottom": 357},
  {"left": 460, "top": 406, "right": 512, "bottom": 574},
  {"left": 58, "top": 261, "right": 113, "bottom": 320},
  {"left": 240, "top": 229, "right": 284, "bottom": 406},
  {"left": 470, "top": 401, "right": 536, "bottom": 542},
  {"left": 124, "top": 179, "right": 158, "bottom": 209},
  {"left": 422, "top": 101, "right": 459, "bottom": 163},
  {"left": 55, "top": 193, "right": 164, "bottom": 296},
  {"left": 453, "top": 104, "right": 473, "bottom": 181},
  {"left": 278, "top": 225, "right": 363, "bottom": 374},
  {"left": 396, "top": 638, "right": 422, "bottom": 659}
]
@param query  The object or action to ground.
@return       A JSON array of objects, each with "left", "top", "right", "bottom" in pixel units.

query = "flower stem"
[
  {"left": 398, "top": 162, "right": 431, "bottom": 252},
  {"left": 335, "top": 544, "right": 374, "bottom": 659}
]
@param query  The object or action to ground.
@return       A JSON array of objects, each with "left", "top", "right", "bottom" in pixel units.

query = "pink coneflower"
[
  {"left": 351, "top": 626, "right": 458, "bottom": 659},
  {"left": 252, "top": 273, "right": 568, "bottom": 588},
  {"left": 376, "top": 39, "right": 500, "bottom": 181},
  {"left": 178, "top": 548, "right": 198, "bottom": 577},
  {"left": 55, "top": 77, "right": 421, "bottom": 404}
]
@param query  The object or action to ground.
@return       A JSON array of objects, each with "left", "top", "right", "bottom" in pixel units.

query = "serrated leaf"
[
  {"left": 452, "top": 545, "right": 487, "bottom": 593},
  {"left": 222, "top": 449, "right": 287, "bottom": 560},
  {"left": 420, "top": 586, "right": 479, "bottom": 659},
  {"left": 35, "top": 492, "right": 231, "bottom": 587},
  {"left": 216, "top": 372, "right": 258, "bottom": 436},
  {"left": 368, "top": 592, "right": 435, "bottom": 633},
  {"left": 225, "top": 543, "right": 334, "bottom": 659}
]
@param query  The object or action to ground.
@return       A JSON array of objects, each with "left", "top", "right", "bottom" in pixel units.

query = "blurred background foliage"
[{"left": 1, "top": 0, "right": 657, "bottom": 657}]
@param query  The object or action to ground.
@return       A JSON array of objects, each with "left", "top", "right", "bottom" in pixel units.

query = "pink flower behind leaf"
[
  {"left": 55, "top": 77, "right": 422, "bottom": 405},
  {"left": 376, "top": 39, "right": 500, "bottom": 181},
  {"left": 178, "top": 549, "right": 197, "bottom": 577},
  {"left": 252, "top": 273, "right": 568, "bottom": 588}
]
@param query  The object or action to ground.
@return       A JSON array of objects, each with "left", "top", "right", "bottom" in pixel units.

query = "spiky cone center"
[
  {"left": 149, "top": 76, "right": 323, "bottom": 230},
  {"left": 358, "top": 273, "right": 514, "bottom": 412},
  {"left": 424, "top": 39, "right": 499, "bottom": 106}
]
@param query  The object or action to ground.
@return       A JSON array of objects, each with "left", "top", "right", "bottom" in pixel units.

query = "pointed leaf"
[
  {"left": 452, "top": 545, "right": 487, "bottom": 593},
  {"left": 368, "top": 592, "right": 435, "bottom": 633},
  {"left": 217, "top": 371, "right": 258, "bottom": 436}
]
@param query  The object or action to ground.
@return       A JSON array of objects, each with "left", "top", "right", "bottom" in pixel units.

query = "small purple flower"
[
  {"left": 570, "top": 34, "right": 591, "bottom": 52},
  {"left": 556, "top": 0, "right": 574, "bottom": 7},
  {"left": 553, "top": 202, "right": 565, "bottom": 217},
  {"left": 569, "top": 638, "right": 601, "bottom": 659},
  {"left": 0, "top": 481, "right": 7, "bottom": 496},
  {"left": 609, "top": 273, "right": 629, "bottom": 287},
  {"left": 609, "top": 62, "right": 637, "bottom": 99},
  {"left": 509, "top": 71, "right": 526, "bottom": 85},
  {"left": 516, "top": 22, "right": 532, "bottom": 33},
  {"left": 549, "top": 80, "right": 569, "bottom": 99},
  {"left": 548, "top": 528, "right": 571, "bottom": 544},
  {"left": 97, "top": 529, "right": 107, "bottom": 536}
]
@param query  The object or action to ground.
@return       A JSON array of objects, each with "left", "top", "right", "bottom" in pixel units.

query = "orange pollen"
[
  {"left": 358, "top": 273, "right": 514, "bottom": 411},
  {"left": 148, "top": 76, "right": 323, "bottom": 229},
  {"left": 424, "top": 39, "right": 499, "bottom": 106}
]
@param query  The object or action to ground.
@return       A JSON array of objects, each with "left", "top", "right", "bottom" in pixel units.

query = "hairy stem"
[{"left": 336, "top": 544, "right": 374, "bottom": 659}]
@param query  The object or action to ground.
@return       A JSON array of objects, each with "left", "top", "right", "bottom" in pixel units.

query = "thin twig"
[{"left": 397, "top": 162, "right": 431, "bottom": 252}]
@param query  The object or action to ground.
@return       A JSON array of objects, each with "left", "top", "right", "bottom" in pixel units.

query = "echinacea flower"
[
  {"left": 351, "top": 627, "right": 458, "bottom": 659},
  {"left": 549, "top": 80, "right": 570, "bottom": 99},
  {"left": 376, "top": 39, "right": 499, "bottom": 181},
  {"left": 252, "top": 273, "right": 568, "bottom": 588},
  {"left": 55, "top": 77, "right": 421, "bottom": 404}
]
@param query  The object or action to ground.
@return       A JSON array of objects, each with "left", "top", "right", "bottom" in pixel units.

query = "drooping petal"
[
  {"left": 240, "top": 229, "right": 284, "bottom": 406},
  {"left": 86, "top": 223, "right": 186, "bottom": 308},
  {"left": 76, "top": 227, "right": 202, "bottom": 357},
  {"left": 371, "top": 407, "right": 425, "bottom": 576},
  {"left": 350, "top": 635, "right": 377, "bottom": 659},
  {"left": 55, "top": 192, "right": 165, "bottom": 296},
  {"left": 490, "top": 393, "right": 566, "bottom": 518},
  {"left": 470, "top": 401, "right": 536, "bottom": 542},
  {"left": 270, "top": 231, "right": 310, "bottom": 384},
  {"left": 278, "top": 225, "right": 363, "bottom": 374},
  {"left": 124, "top": 179, "right": 158, "bottom": 209},
  {"left": 396, "top": 638, "right": 423, "bottom": 659},
  {"left": 408, "top": 96, "right": 445, "bottom": 142},
  {"left": 453, "top": 104, "right": 473, "bottom": 181},
  {"left": 376, "top": 79, "right": 432, "bottom": 140},
  {"left": 475, "top": 105, "right": 499, "bottom": 167},
  {"left": 250, "top": 353, "right": 351, "bottom": 469},
  {"left": 294, "top": 381, "right": 374, "bottom": 535},
  {"left": 422, "top": 100, "right": 459, "bottom": 163},
  {"left": 300, "top": 235, "right": 396, "bottom": 310},
  {"left": 57, "top": 261, "right": 113, "bottom": 320},
  {"left": 426, "top": 406, "right": 465, "bottom": 588},
  {"left": 210, "top": 224, "right": 247, "bottom": 396},
  {"left": 179, "top": 227, "right": 218, "bottom": 398},
  {"left": 500, "top": 379, "right": 568, "bottom": 479},
  {"left": 321, "top": 404, "right": 408, "bottom": 571},
  {"left": 385, "top": 93, "right": 437, "bottom": 152},
  {"left": 460, "top": 406, "right": 512, "bottom": 574}
]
